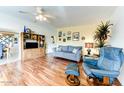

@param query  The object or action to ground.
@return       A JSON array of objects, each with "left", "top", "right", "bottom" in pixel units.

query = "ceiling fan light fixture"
[
  {"left": 39, "top": 18, "right": 43, "bottom": 21},
  {"left": 19, "top": 7, "right": 53, "bottom": 23},
  {"left": 35, "top": 14, "right": 47, "bottom": 21},
  {"left": 39, "top": 15, "right": 43, "bottom": 19},
  {"left": 43, "top": 17, "right": 47, "bottom": 21}
]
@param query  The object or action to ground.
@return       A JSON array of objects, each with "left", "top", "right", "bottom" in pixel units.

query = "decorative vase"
[
  {"left": 87, "top": 48, "right": 91, "bottom": 55},
  {"left": 24, "top": 26, "right": 27, "bottom": 33}
]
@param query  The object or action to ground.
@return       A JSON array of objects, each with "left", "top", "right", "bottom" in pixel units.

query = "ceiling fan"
[{"left": 18, "top": 7, "right": 55, "bottom": 22}]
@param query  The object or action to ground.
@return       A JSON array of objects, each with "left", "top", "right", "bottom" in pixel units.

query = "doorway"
[{"left": 0, "top": 31, "right": 19, "bottom": 65}]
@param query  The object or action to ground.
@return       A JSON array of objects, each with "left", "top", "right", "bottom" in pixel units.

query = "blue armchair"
[
  {"left": 83, "top": 47, "right": 124, "bottom": 84},
  {"left": 0, "top": 43, "right": 3, "bottom": 58}
]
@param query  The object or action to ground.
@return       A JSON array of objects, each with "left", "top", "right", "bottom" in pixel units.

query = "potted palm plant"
[{"left": 94, "top": 21, "right": 113, "bottom": 48}]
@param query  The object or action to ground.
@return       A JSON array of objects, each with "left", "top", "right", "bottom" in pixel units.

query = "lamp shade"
[{"left": 85, "top": 43, "right": 94, "bottom": 48}]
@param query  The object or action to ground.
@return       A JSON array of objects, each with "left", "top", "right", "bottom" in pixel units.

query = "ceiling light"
[
  {"left": 35, "top": 14, "right": 47, "bottom": 21},
  {"left": 43, "top": 17, "right": 47, "bottom": 21}
]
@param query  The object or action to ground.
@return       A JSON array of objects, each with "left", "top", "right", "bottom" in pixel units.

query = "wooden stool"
[
  {"left": 102, "top": 76, "right": 110, "bottom": 86},
  {"left": 65, "top": 75, "right": 80, "bottom": 86}
]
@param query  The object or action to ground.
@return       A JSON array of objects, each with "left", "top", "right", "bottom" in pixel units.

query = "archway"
[{"left": 0, "top": 31, "right": 19, "bottom": 64}]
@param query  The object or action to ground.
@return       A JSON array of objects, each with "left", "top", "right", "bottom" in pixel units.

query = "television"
[{"left": 26, "top": 42, "right": 38, "bottom": 49}]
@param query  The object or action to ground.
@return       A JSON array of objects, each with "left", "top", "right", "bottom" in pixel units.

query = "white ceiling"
[{"left": 0, "top": 6, "right": 117, "bottom": 28}]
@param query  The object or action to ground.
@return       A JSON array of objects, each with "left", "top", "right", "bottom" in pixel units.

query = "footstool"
[{"left": 65, "top": 63, "right": 80, "bottom": 86}]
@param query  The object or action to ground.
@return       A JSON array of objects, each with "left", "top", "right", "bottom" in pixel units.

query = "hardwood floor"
[{"left": 0, "top": 55, "right": 121, "bottom": 86}]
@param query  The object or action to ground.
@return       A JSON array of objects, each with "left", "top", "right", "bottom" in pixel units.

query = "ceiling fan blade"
[
  {"left": 36, "top": 6, "right": 44, "bottom": 14},
  {"left": 18, "top": 10, "right": 29, "bottom": 14},
  {"left": 18, "top": 10, "right": 36, "bottom": 16}
]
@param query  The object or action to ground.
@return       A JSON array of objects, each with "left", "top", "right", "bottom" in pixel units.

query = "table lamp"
[{"left": 85, "top": 43, "right": 94, "bottom": 55}]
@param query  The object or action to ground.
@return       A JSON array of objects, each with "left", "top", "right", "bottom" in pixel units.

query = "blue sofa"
[
  {"left": 83, "top": 47, "right": 124, "bottom": 84},
  {"left": 0, "top": 43, "right": 3, "bottom": 58},
  {"left": 53, "top": 45, "right": 82, "bottom": 62}
]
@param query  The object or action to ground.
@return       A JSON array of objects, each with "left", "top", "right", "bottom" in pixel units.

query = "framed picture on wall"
[
  {"left": 67, "top": 37, "right": 71, "bottom": 40},
  {"left": 63, "top": 38, "right": 66, "bottom": 42},
  {"left": 72, "top": 32, "right": 80, "bottom": 41},
  {"left": 63, "top": 33, "right": 66, "bottom": 37},
  {"left": 14, "top": 37, "right": 18, "bottom": 44},
  {"left": 67, "top": 31, "right": 71, "bottom": 36},
  {"left": 58, "top": 31, "right": 62, "bottom": 37}
]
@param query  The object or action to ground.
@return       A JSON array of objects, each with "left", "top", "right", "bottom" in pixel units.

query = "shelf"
[
  {"left": 21, "top": 32, "right": 45, "bottom": 60},
  {"left": 22, "top": 32, "right": 45, "bottom": 49}
]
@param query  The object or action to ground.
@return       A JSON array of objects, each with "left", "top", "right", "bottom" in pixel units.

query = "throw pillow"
[{"left": 72, "top": 48, "right": 78, "bottom": 54}]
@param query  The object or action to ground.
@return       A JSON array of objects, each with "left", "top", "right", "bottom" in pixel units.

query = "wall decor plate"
[{"left": 67, "top": 37, "right": 71, "bottom": 40}]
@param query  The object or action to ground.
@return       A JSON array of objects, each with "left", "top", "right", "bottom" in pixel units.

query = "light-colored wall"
[
  {"left": 0, "top": 12, "right": 57, "bottom": 60},
  {"left": 110, "top": 6, "right": 124, "bottom": 85},
  {"left": 57, "top": 24, "right": 101, "bottom": 55}
]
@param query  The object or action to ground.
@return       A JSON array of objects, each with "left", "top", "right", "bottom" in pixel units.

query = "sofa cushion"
[
  {"left": 68, "top": 46, "right": 74, "bottom": 52},
  {"left": 56, "top": 47, "right": 62, "bottom": 52},
  {"left": 60, "top": 46, "right": 68, "bottom": 52},
  {"left": 68, "top": 46, "right": 82, "bottom": 52}
]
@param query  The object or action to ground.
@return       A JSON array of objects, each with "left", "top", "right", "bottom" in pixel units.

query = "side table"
[
  {"left": 83, "top": 54, "right": 99, "bottom": 61},
  {"left": 83, "top": 55, "right": 99, "bottom": 65}
]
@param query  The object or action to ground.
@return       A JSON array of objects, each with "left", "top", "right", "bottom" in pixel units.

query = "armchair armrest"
[
  {"left": 91, "top": 69, "right": 120, "bottom": 78},
  {"left": 83, "top": 56, "right": 98, "bottom": 66},
  {"left": 53, "top": 47, "right": 56, "bottom": 52},
  {"left": 84, "top": 59, "right": 98, "bottom": 66}
]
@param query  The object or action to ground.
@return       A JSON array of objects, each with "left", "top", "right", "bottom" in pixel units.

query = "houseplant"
[{"left": 94, "top": 21, "right": 113, "bottom": 48}]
